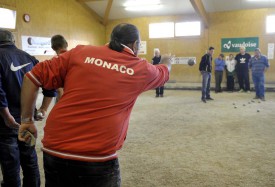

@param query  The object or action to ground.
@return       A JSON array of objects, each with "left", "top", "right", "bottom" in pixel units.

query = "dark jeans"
[
  {"left": 215, "top": 71, "right": 223, "bottom": 92},
  {"left": 0, "top": 134, "right": 40, "bottom": 187},
  {"left": 43, "top": 152, "right": 121, "bottom": 187},
  {"left": 227, "top": 75, "right": 235, "bottom": 91},
  {"left": 156, "top": 86, "right": 164, "bottom": 96},
  {"left": 201, "top": 71, "right": 211, "bottom": 99},
  {"left": 237, "top": 70, "right": 250, "bottom": 91},
  {"left": 252, "top": 73, "right": 265, "bottom": 98}
]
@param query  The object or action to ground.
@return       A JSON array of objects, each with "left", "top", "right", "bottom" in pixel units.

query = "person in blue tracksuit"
[
  {"left": 249, "top": 48, "right": 270, "bottom": 101},
  {"left": 214, "top": 54, "right": 225, "bottom": 93},
  {"left": 0, "top": 29, "right": 56, "bottom": 187}
]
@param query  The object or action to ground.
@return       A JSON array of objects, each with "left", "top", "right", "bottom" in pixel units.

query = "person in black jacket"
[
  {"left": 0, "top": 29, "right": 56, "bottom": 187},
  {"left": 152, "top": 49, "right": 164, "bottom": 97},
  {"left": 199, "top": 47, "right": 215, "bottom": 103}
]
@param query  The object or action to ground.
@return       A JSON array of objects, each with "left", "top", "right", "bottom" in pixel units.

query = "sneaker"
[
  {"left": 260, "top": 97, "right": 266, "bottom": 101},
  {"left": 239, "top": 89, "right": 244, "bottom": 93},
  {"left": 201, "top": 99, "right": 207, "bottom": 103},
  {"left": 206, "top": 97, "right": 214, "bottom": 100},
  {"left": 155, "top": 95, "right": 159, "bottom": 98},
  {"left": 253, "top": 96, "right": 260, "bottom": 99},
  {"left": 160, "top": 94, "right": 164, "bottom": 97}
]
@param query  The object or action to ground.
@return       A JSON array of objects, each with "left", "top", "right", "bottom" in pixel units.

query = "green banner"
[{"left": 221, "top": 37, "right": 259, "bottom": 52}]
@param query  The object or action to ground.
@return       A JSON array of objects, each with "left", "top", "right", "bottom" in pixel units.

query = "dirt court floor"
[{"left": 1, "top": 90, "right": 275, "bottom": 187}]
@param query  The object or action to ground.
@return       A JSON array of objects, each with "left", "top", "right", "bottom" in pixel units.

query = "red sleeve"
[
  {"left": 26, "top": 49, "right": 72, "bottom": 89},
  {"left": 142, "top": 63, "right": 169, "bottom": 92}
]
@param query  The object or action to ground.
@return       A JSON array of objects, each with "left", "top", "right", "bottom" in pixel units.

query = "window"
[
  {"left": 175, "top": 21, "right": 201, "bottom": 37},
  {"left": 0, "top": 8, "right": 16, "bottom": 29},
  {"left": 266, "top": 15, "right": 275, "bottom": 33},
  {"left": 149, "top": 22, "right": 174, "bottom": 38}
]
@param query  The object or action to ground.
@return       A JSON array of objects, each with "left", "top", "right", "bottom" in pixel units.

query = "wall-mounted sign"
[
  {"left": 138, "top": 41, "right": 147, "bottom": 55},
  {"left": 268, "top": 43, "right": 274, "bottom": 60},
  {"left": 172, "top": 57, "right": 196, "bottom": 65},
  {"left": 21, "top": 36, "right": 55, "bottom": 56},
  {"left": 221, "top": 37, "right": 259, "bottom": 52}
]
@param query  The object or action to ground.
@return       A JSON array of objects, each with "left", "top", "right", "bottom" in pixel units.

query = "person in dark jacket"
[
  {"left": 0, "top": 29, "right": 56, "bottom": 187},
  {"left": 152, "top": 49, "right": 164, "bottom": 97},
  {"left": 199, "top": 47, "right": 215, "bottom": 103},
  {"left": 235, "top": 46, "right": 251, "bottom": 93}
]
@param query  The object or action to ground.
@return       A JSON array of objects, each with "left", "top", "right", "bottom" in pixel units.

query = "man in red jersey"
[{"left": 18, "top": 23, "right": 171, "bottom": 187}]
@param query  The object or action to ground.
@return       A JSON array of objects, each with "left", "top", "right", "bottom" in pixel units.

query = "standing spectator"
[
  {"left": 152, "top": 49, "right": 164, "bottom": 97},
  {"left": 51, "top": 34, "right": 68, "bottom": 103},
  {"left": 250, "top": 48, "right": 270, "bottom": 101},
  {"left": 225, "top": 54, "right": 236, "bottom": 92},
  {"left": 214, "top": 54, "right": 225, "bottom": 93},
  {"left": 199, "top": 47, "right": 215, "bottom": 103},
  {"left": 235, "top": 46, "right": 251, "bottom": 92},
  {"left": 18, "top": 23, "right": 171, "bottom": 187},
  {"left": 0, "top": 29, "right": 55, "bottom": 187}
]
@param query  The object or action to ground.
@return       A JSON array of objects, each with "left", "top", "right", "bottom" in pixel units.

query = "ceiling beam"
[
  {"left": 103, "top": 0, "right": 113, "bottom": 26},
  {"left": 76, "top": 0, "right": 103, "bottom": 23},
  {"left": 78, "top": 0, "right": 105, "bottom": 2},
  {"left": 190, "top": 0, "right": 209, "bottom": 28}
]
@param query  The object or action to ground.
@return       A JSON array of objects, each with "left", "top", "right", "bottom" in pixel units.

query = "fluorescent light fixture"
[
  {"left": 124, "top": 0, "right": 162, "bottom": 11},
  {"left": 266, "top": 15, "right": 275, "bottom": 33},
  {"left": 124, "top": 0, "right": 161, "bottom": 7},
  {"left": 0, "top": 8, "right": 16, "bottom": 29},
  {"left": 125, "top": 5, "right": 163, "bottom": 11}
]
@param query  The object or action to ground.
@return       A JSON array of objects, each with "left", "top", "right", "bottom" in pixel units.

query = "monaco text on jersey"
[{"left": 84, "top": 57, "right": 134, "bottom": 76}]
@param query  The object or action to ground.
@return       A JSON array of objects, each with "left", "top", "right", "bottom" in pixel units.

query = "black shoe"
[
  {"left": 201, "top": 99, "right": 207, "bottom": 103},
  {"left": 206, "top": 97, "right": 214, "bottom": 100},
  {"left": 260, "top": 97, "right": 265, "bottom": 101},
  {"left": 160, "top": 94, "right": 164, "bottom": 97},
  {"left": 155, "top": 95, "right": 159, "bottom": 98}
]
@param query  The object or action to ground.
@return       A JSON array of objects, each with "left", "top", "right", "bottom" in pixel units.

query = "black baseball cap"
[{"left": 0, "top": 29, "right": 14, "bottom": 44}]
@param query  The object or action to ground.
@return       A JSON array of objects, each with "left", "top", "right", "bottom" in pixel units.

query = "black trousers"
[
  {"left": 227, "top": 75, "right": 235, "bottom": 91},
  {"left": 237, "top": 70, "right": 250, "bottom": 91},
  {"left": 0, "top": 134, "right": 40, "bottom": 187},
  {"left": 43, "top": 153, "right": 121, "bottom": 187},
  {"left": 215, "top": 71, "right": 223, "bottom": 92},
  {"left": 156, "top": 86, "right": 164, "bottom": 96}
]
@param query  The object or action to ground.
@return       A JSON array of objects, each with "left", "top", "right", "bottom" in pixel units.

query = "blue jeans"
[
  {"left": 201, "top": 71, "right": 211, "bottom": 99},
  {"left": 0, "top": 134, "right": 40, "bottom": 187},
  {"left": 43, "top": 152, "right": 121, "bottom": 187},
  {"left": 252, "top": 73, "right": 265, "bottom": 97}
]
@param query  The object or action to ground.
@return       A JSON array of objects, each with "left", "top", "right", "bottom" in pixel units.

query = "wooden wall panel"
[
  {"left": 106, "top": 8, "right": 275, "bottom": 83},
  {"left": 0, "top": 0, "right": 105, "bottom": 61}
]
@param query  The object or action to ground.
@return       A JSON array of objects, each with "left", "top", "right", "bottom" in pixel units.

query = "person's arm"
[
  {"left": 199, "top": 55, "right": 206, "bottom": 72},
  {"left": 142, "top": 54, "right": 171, "bottom": 92},
  {"left": 35, "top": 88, "right": 57, "bottom": 121},
  {"left": 18, "top": 49, "right": 72, "bottom": 142},
  {"left": 0, "top": 108, "right": 20, "bottom": 129},
  {"left": 18, "top": 76, "right": 39, "bottom": 141},
  {"left": 56, "top": 88, "right": 64, "bottom": 103},
  {"left": 0, "top": 72, "right": 19, "bottom": 128}
]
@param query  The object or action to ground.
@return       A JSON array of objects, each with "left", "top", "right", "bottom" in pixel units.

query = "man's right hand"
[
  {"left": 18, "top": 122, "right": 38, "bottom": 142},
  {"left": 4, "top": 114, "right": 20, "bottom": 129},
  {"left": 160, "top": 54, "right": 173, "bottom": 72}
]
